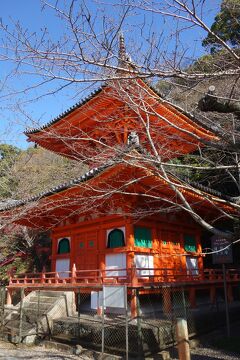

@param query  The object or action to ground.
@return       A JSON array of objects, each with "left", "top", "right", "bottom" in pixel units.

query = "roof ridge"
[
  {"left": 25, "top": 86, "right": 105, "bottom": 135},
  {"left": 181, "top": 176, "right": 234, "bottom": 202},
  {"left": 0, "top": 144, "right": 144, "bottom": 212},
  {"left": 149, "top": 83, "right": 225, "bottom": 137},
  {"left": 0, "top": 162, "right": 111, "bottom": 212}
]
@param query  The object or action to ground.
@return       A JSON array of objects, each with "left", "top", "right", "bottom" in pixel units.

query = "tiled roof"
[
  {"left": 148, "top": 83, "right": 223, "bottom": 136},
  {"left": 181, "top": 178, "right": 234, "bottom": 202},
  {"left": 24, "top": 77, "right": 222, "bottom": 140},
  {"left": 0, "top": 148, "right": 236, "bottom": 212},
  {"left": 24, "top": 85, "right": 105, "bottom": 135},
  {"left": 0, "top": 160, "right": 114, "bottom": 212}
]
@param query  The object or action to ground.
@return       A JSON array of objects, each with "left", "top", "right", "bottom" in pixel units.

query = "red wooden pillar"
[
  {"left": 99, "top": 255, "right": 105, "bottom": 283},
  {"left": 51, "top": 235, "right": 57, "bottom": 272},
  {"left": 189, "top": 288, "right": 196, "bottom": 308},
  {"left": 210, "top": 286, "right": 216, "bottom": 304},
  {"left": 227, "top": 285, "right": 233, "bottom": 303},
  {"left": 98, "top": 228, "right": 105, "bottom": 316},
  {"left": 126, "top": 221, "right": 138, "bottom": 286},
  {"left": 152, "top": 227, "right": 158, "bottom": 280},
  {"left": 99, "top": 228, "right": 106, "bottom": 282},
  {"left": 163, "top": 287, "right": 172, "bottom": 314},
  {"left": 6, "top": 289, "right": 13, "bottom": 305},
  {"left": 41, "top": 266, "right": 46, "bottom": 284},
  {"left": 97, "top": 291, "right": 103, "bottom": 316},
  {"left": 130, "top": 289, "right": 138, "bottom": 319},
  {"left": 126, "top": 220, "right": 138, "bottom": 319},
  {"left": 71, "top": 263, "right": 77, "bottom": 283},
  {"left": 126, "top": 220, "right": 134, "bottom": 250},
  {"left": 130, "top": 263, "right": 138, "bottom": 287}
]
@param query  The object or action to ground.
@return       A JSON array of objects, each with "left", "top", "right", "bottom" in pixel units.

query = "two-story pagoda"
[{"left": 1, "top": 36, "right": 238, "bottom": 316}]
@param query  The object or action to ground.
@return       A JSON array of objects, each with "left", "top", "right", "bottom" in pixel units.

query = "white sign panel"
[
  {"left": 55, "top": 258, "right": 70, "bottom": 278},
  {"left": 105, "top": 253, "right": 126, "bottom": 277},
  {"left": 103, "top": 286, "right": 125, "bottom": 308},
  {"left": 135, "top": 254, "right": 154, "bottom": 276},
  {"left": 91, "top": 291, "right": 103, "bottom": 309},
  {"left": 186, "top": 256, "right": 199, "bottom": 276}
]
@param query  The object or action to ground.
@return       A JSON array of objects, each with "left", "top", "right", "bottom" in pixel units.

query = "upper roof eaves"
[
  {"left": 0, "top": 145, "right": 235, "bottom": 213},
  {"left": 0, "top": 160, "right": 113, "bottom": 212},
  {"left": 148, "top": 83, "right": 223, "bottom": 136},
  {"left": 24, "top": 85, "right": 105, "bottom": 135},
  {"left": 24, "top": 75, "right": 221, "bottom": 141}
]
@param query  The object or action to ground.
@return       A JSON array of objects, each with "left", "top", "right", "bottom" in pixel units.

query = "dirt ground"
[
  {"left": 1, "top": 326, "right": 240, "bottom": 360},
  {"left": 169, "top": 345, "right": 240, "bottom": 360},
  {"left": 0, "top": 341, "right": 88, "bottom": 360},
  {"left": 169, "top": 322, "right": 240, "bottom": 360}
]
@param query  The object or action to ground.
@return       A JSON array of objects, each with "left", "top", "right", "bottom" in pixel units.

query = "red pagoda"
[{"left": 1, "top": 36, "right": 238, "bottom": 316}]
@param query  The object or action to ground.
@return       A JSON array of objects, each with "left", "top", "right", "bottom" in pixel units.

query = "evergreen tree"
[{"left": 202, "top": 0, "right": 240, "bottom": 53}]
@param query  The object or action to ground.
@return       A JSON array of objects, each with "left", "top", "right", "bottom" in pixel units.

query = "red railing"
[{"left": 8, "top": 266, "right": 240, "bottom": 288}]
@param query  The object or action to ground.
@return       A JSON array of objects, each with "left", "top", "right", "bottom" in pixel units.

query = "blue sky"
[{"left": 0, "top": 0, "right": 222, "bottom": 149}]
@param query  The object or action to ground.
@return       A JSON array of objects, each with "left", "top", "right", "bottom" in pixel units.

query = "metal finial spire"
[{"left": 118, "top": 32, "right": 127, "bottom": 66}]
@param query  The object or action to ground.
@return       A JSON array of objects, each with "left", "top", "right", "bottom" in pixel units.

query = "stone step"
[
  {"left": 4, "top": 319, "right": 35, "bottom": 333},
  {"left": 22, "top": 309, "right": 46, "bottom": 318},
  {"left": 6, "top": 312, "right": 19, "bottom": 321},
  {"left": 35, "top": 291, "right": 66, "bottom": 297},
  {"left": 4, "top": 290, "right": 75, "bottom": 345},
  {"left": 28, "top": 296, "right": 57, "bottom": 304},
  {"left": 9, "top": 313, "right": 47, "bottom": 326},
  {"left": 23, "top": 303, "right": 52, "bottom": 311},
  {"left": 52, "top": 317, "right": 100, "bottom": 340}
]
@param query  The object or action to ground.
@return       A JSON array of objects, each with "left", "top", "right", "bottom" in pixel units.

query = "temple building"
[{"left": 1, "top": 36, "right": 238, "bottom": 315}]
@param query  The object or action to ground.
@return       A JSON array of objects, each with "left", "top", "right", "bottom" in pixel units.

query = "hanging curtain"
[
  {"left": 57, "top": 238, "right": 70, "bottom": 254},
  {"left": 107, "top": 229, "right": 125, "bottom": 248},
  {"left": 134, "top": 227, "right": 152, "bottom": 248}
]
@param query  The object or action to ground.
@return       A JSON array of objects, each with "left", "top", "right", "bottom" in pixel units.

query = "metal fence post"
[
  {"left": 36, "top": 290, "right": 40, "bottom": 338},
  {"left": 0, "top": 288, "right": 6, "bottom": 339},
  {"left": 223, "top": 263, "right": 230, "bottom": 337},
  {"left": 136, "top": 288, "right": 143, "bottom": 359},
  {"left": 18, "top": 288, "right": 24, "bottom": 343},
  {"left": 182, "top": 288, "right": 187, "bottom": 320},
  {"left": 77, "top": 288, "right": 81, "bottom": 341},
  {"left": 125, "top": 285, "right": 129, "bottom": 360},
  {"left": 101, "top": 287, "right": 105, "bottom": 359}
]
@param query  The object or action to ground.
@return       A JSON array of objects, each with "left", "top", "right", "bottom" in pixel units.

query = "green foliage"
[
  {"left": 0, "top": 145, "right": 87, "bottom": 201},
  {"left": 202, "top": 0, "right": 240, "bottom": 53},
  {"left": 0, "top": 143, "right": 86, "bottom": 281},
  {"left": 0, "top": 144, "right": 22, "bottom": 199},
  {"left": 0, "top": 257, "right": 32, "bottom": 284},
  {"left": 186, "top": 52, "right": 228, "bottom": 74},
  {"left": 155, "top": 80, "right": 174, "bottom": 97},
  {"left": 12, "top": 146, "right": 87, "bottom": 199},
  {"left": 169, "top": 155, "right": 211, "bottom": 183},
  {"left": 0, "top": 227, "right": 51, "bottom": 283}
]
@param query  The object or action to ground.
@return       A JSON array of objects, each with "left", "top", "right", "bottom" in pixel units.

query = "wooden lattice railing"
[{"left": 8, "top": 266, "right": 240, "bottom": 288}]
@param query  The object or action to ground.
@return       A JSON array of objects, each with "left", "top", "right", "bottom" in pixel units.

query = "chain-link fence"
[{"left": 0, "top": 285, "right": 240, "bottom": 358}]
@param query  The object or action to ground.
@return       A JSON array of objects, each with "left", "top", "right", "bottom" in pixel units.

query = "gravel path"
[
  {"left": 169, "top": 347, "right": 240, "bottom": 360},
  {"left": 0, "top": 341, "right": 88, "bottom": 360},
  {"left": 190, "top": 347, "right": 240, "bottom": 359},
  {"left": 0, "top": 337, "right": 239, "bottom": 360}
]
